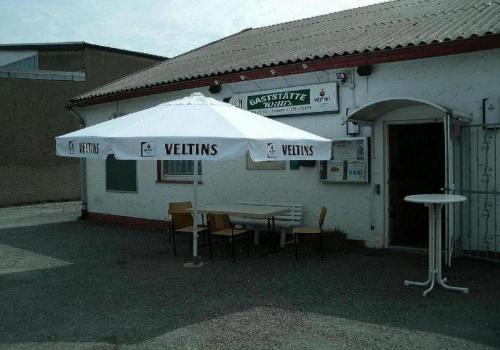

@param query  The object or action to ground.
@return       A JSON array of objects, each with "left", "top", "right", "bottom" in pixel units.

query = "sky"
[{"left": 0, "top": 0, "right": 390, "bottom": 58}]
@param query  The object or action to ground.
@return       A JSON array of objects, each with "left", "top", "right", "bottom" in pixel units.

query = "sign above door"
[{"left": 228, "top": 83, "right": 339, "bottom": 117}]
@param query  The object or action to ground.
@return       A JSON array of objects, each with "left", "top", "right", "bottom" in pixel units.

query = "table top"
[
  {"left": 187, "top": 204, "right": 290, "bottom": 219},
  {"left": 404, "top": 194, "right": 467, "bottom": 204}
]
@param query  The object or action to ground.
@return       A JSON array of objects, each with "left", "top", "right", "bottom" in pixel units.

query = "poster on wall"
[
  {"left": 326, "top": 160, "right": 344, "bottom": 181},
  {"left": 320, "top": 137, "right": 369, "bottom": 183},
  {"left": 228, "top": 83, "right": 339, "bottom": 117}
]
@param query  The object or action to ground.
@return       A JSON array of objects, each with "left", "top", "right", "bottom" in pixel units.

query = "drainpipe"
[{"left": 66, "top": 105, "right": 88, "bottom": 219}]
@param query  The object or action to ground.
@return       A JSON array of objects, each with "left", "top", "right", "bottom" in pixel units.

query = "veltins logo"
[
  {"left": 141, "top": 142, "right": 155, "bottom": 157},
  {"left": 232, "top": 98, "right": 243, "bottom": 109},
  {"left": 313, "top": 87, "right": 331, "bottom": 104},
  {"left": 267, "top": 143, "right": 277, "bottom": 159},
  {"left": 68, "top": 141, "right": 75, "bottom": 154}
]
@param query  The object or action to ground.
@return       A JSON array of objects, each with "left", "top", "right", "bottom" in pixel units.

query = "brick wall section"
[{"left": 0, "top": 47, "right": 163, "bottom": 206}]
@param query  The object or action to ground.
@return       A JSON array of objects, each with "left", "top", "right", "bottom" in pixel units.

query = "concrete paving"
[
  {"left": 0, "top": 220, "right": 499, "bottom": 349},
  {"left": 0, "top": 201, "right": 81, "bottom": 229},
  {"left": 0, "top": 243, "right": 72, "bottom": 275}
]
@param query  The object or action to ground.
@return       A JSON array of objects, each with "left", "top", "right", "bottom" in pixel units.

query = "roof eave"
[{"left": 70, "top": 34, "right": 500, "bottom": 108}]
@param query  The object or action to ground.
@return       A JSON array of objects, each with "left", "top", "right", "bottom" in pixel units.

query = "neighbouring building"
[
  {"left": 68, "top": 0, "right": 500, "bottom": 257},
  {"left": 0, "top": 42, "right": 165, "bottom": 206}
]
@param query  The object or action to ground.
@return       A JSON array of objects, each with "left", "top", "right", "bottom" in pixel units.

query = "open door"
[
  {"left": 388, "top": 123, "right": 445, "bottom": 248},
  {"left": 346, "top": 98, "right": 472, "bottom": 251}
]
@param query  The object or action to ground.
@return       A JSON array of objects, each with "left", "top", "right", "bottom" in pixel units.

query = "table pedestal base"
[
  {"left": 405, "top": 275, "right": 468, "bottom": 297},
  {"left": 404, "top": 203, "right": 469, "bottom": 296}
]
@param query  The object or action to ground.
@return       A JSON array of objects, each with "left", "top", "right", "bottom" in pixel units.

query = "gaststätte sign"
[{"left": 228, "top": 83, "right": 339, "bottom": 117}]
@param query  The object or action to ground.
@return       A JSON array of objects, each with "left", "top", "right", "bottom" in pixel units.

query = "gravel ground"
[
  {"left": 0, "top": 220, "right": 499, "bottom": 349},
  {"left": 130, "top": 306, "right": 498, "bottom": 350}
]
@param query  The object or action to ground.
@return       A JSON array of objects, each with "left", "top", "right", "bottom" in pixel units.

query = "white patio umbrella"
[{"left": 56, "top": 92, "right": 332, "bottom": 264}]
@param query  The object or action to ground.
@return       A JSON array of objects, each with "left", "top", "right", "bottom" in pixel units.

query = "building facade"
[
  {"left": 68, "top": 1, "right": 500, "bottom": 257},
  {"left": 0, "top": 42, "right": 165, "bottom": 206}
]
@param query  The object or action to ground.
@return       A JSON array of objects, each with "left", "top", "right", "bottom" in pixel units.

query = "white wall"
[{"left": 77, "top": 49, "right": 500, "bottom": 248}]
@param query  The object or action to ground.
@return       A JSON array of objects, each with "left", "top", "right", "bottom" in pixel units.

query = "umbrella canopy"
[
  {"left": 56, "top": 93, "right": 331, "bottom": 161},
  {"left": 56, "top": 92, "right": 332, "bottom": 265}
]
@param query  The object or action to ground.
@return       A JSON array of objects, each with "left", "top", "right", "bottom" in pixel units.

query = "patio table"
[
  {"left": 189, "top": 203, "right": 290, "bottom": 234},
  {"left": 403, "top": 194, "right": 468, "bottom": 296}
]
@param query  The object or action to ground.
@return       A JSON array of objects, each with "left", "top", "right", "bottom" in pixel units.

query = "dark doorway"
[{"left": 388, "top": 123, "right": 444, "bottom": 248}]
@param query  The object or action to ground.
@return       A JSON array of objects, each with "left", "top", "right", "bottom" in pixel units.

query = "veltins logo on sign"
[
  {"left": 68, "top": 141, "right": 75, "bottom": 154},
  {"left": 141, "top": 142, "right": 155, "bottom": 157},
  {"left": 267, "top": 143, "right": 277, "bottom": 158},
  {"left": 314, "top": 88, "right": 331, "bottom": 104}
]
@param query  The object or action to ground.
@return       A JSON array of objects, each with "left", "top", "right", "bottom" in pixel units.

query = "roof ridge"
[
  {"left": 164, "top": 27, "right": 253, "bottom": 62},
  {"left": 160, "top": 2, "right": 496, "bottom": 65},
  {"left": 248, "top": 0, "right": 397, "bottom": 32},
  {"left": 228, "top": 0, "right": 490, "bottom": 39},
  {"left": 202, "top": 0, "right": 399, "bottom": 46}
]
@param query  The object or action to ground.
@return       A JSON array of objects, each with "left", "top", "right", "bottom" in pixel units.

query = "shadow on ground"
[{"left": 0, "top": 221, "right": 499, "bottom": 349}]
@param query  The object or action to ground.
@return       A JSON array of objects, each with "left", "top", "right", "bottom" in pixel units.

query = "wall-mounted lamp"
[
  {"left": 301, "top": 63, "right": 308, "bottom": 70},
  {"left": 357, "top": 65, "right": 372, "bottom": 76},
  {"left": 270, "top": 69, "right": 277, "bottom": 75},
  {"left": 336, "top": 72, "right": 348, "bottom": 84},
  {"left": 346, "top": 121, "right": 360, "bottom": 136},
  {"left": 208, "top": 81, "right": 221, "bottom": 94},
  {"left": 239, "top": 75, "right": 247, "bottom": 80}
]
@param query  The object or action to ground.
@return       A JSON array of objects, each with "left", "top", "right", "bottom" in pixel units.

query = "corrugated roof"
[{"left": 72, "top": 0, "right": 500, "bottom": 104}]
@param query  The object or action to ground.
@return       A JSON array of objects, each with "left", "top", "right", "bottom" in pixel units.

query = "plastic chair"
[
  {"left": 292, "top": 207, "right": 327, "bottom": 261},
  {"left": 169, "top": 201, "right": 208, "bottom": 256},
  {"left": 207, "top": 213, "right": 253, "bottom": 263}
]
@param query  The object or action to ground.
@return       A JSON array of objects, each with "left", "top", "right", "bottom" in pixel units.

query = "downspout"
[{"left": 66, "top": 105, "right": 88, "bottom": 219}]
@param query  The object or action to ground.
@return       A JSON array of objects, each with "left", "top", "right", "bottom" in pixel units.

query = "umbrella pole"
[
  {"left": 193, "top": 160, "right": 199, "bottom": 260},
  {"left": 184, "top": 160, "right": 204, "bottom": 267}
]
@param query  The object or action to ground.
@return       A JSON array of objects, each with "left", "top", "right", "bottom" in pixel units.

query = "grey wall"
[{"left": 0, "top": 47, "right": 163, "bottom": 206}]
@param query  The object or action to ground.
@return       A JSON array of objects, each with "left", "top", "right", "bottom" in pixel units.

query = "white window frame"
[{"left": 160, "top": 160, "right": 202, "bottom": 182}]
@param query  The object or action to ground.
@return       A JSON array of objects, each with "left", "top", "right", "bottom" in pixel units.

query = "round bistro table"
[{"left": 403, "top": 194, "right": 469, "bottom": 296}]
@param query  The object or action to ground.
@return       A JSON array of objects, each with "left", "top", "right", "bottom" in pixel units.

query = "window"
[
  {"left": 158, "top": 160, "right": 202, "bottom": 182},
  {"left": 106, "top": 155, "right": 137, "bottom": 192},
  {"left": 0, "top": 52, "right": 85, "bottom": 81}
]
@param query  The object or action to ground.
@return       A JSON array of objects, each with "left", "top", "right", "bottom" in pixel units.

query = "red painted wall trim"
[
  {"left": 87, "top": 211, "right": 169, "bottom": 230},
  {"left": 72, "top": 35, "right": 500, "bottom": 108}
]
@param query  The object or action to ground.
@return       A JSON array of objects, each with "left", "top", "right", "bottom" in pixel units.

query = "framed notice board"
[{"left": 320, "top": 137, "right": 369, "bottom": 183}]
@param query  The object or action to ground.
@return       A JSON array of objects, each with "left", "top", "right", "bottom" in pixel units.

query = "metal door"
[{"left": 453, "top": 122, "right": 500, "bottom": 259}]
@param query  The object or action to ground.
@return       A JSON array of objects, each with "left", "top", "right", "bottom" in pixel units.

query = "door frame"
[{"left": 383, "top": 118, "right": 445, "bottom": 248}]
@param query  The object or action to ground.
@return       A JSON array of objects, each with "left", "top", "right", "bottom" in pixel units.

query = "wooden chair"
[
  {"left": 169, "top": 202, "right": 208, "bottom": 256},
  {"left": 207, "top": 213, "right": 253, "bottom": 263},
  {"left": 292, "top": 207, "right": 327, "bottom": 261}
]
